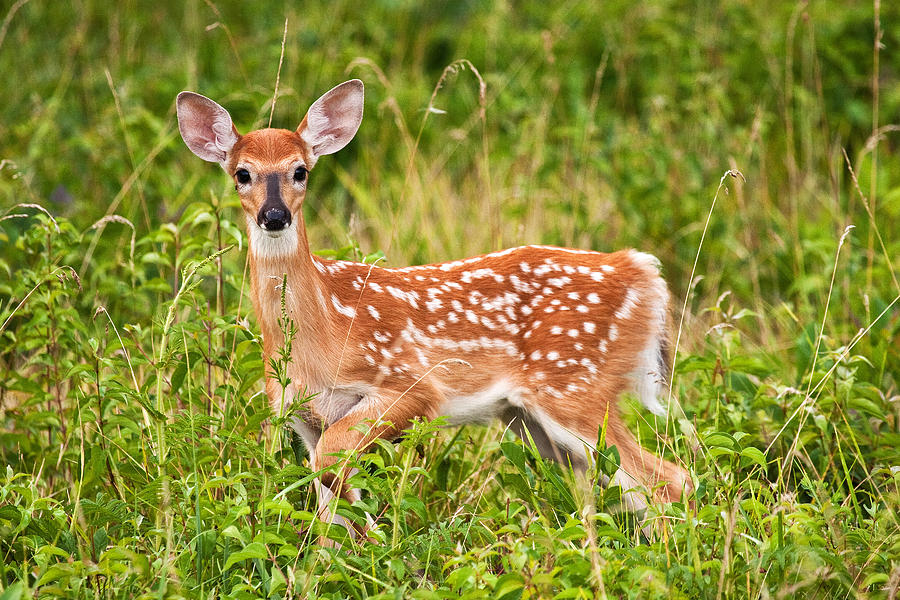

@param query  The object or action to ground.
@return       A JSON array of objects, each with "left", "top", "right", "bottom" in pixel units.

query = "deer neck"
[{"left": 247, "top": 215, "right": 339, "bottom": 387}]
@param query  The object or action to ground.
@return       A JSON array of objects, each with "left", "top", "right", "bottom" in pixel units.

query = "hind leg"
[
  {"left": 602, "top": 407, "right": 691, "bottom": 506},
  {"left": 522, "top": 386, "right": 690, "bottom": 508}
]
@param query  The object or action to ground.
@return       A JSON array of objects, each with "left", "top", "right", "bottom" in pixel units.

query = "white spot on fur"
[
  {"left": 386, "top": 286, "right": 419, "bottom": 308},
  {"left": 331, "top": 294, "right": 356, "bottom": 318},
  {"left": 414, "top": 346, "right": 429, "bottom": 367},
  {"left": 615, "top": 289, "right": 641, "bottom": 320},
  {"left": 580, "top": 357, "right": 598, "bottom": 374}
]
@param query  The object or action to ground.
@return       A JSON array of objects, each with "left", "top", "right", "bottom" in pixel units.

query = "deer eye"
[
  {"left": 293, "top": 166, "right": 308, "bottom": 183},
  {"left": 235, "top": 169, "right": 251, "bottom": 184}
]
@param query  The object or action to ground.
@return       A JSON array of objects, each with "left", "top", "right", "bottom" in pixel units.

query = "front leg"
[{"left": 313, "top": 382, "right": 441, "bottom": 543}]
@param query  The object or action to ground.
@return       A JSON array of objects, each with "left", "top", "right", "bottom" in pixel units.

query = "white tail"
[{"left": 176, "top": 80, "right": 691, "bottom": 541}]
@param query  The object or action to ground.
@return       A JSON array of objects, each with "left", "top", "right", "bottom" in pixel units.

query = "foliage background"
[{"left": 1, "top": 0, "right": 899, "bottom": 598}]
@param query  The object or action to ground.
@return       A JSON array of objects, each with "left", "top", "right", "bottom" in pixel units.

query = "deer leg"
[
  {"left": 311, "top": 472, "right": 366, "bottom": 544},
  {"left": 312, "top": 382, "right": 440, "bottom": 542},
  {"left": 594, "top": 404, "right": 691, "bottom": 507},
  {"left": 524, "top": 386, "right": 690, "bottom": 509}
]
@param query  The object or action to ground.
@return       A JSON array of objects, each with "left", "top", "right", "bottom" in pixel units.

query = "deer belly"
[{"left": 440, "top": 379, "right": 529, "bottom": 426}]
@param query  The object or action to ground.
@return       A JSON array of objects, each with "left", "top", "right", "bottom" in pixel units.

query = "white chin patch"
[{"left": 248, "top": 218, "right": 298, "bottom": 259}]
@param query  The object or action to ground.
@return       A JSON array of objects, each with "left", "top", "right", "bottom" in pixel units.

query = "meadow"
[{"left": 1, "top": 0, "right": 899, "bottom": 597}]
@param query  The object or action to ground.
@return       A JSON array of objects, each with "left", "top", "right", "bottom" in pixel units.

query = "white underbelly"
[{"left": 439, "top": 379, "right": 528, "bottom": 426}]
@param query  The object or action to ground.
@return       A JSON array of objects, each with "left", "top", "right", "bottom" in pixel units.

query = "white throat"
[{"left": 248, "top": 217, "right": 299, "bottom": 259}]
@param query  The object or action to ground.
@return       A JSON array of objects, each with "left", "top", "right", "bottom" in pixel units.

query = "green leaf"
[
  {"left": 446, "top": 566, "right": 476, "bottom": 590},
  {"left": 848, "top": 397, "right": 884, "bottom": 418},
  {"left": 35, "top": 544, "right": 70, "bottom": 559},
  {"left": 252, "top": 531, "right": 286, "bottom": 546},
  {"left": 223, "top": 541, "right": 267, "bottom": 571},
  {"left": 740, "top": 447, "right": 767, "bottom": 469},
  {"left": 676, "top": 355, "right": 716, "bottom": 373},
  {"left": 862, "top": 572, "right": 889, "bottom": 587},
  {"left": 221, "top": 525, "right": 247, "bottom": 543},
  {"left": 35, "top": 564, "right": 74, "bottom": 587},
  {"left": 729, "top": 355, "right": 775, "bottom": 377},
  {"left": 705, "top": 432, "right": 737, "bottom": 449},
  {"left": 500, "top": 440, "right": 528, "bottom": 473},
  {"left": 0, "top": 583, "right": 24, "bottom": 600},
  {"left": 494, "top": 573, "right": 524, "bottom": 600}
]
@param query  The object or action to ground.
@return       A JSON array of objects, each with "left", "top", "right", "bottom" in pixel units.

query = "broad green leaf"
[
  {"left": 740, "top": 447, "right": 767, "bottom": 469},
  {"left": 223, "top": 541, "right": 267, "bottom": 571}
]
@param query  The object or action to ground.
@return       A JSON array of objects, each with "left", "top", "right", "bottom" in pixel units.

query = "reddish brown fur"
[{"left": 177, "top": 84, "right": 691, "bottom": 540}]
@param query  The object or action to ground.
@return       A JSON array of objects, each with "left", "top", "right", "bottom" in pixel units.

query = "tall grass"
[{"left": 1, "top": 0, "right": 899, "bottom": 598}]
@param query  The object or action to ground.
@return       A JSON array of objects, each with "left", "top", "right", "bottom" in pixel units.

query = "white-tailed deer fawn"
[{"left": 176, "top": 80, "right": 691, "bottom": 540}]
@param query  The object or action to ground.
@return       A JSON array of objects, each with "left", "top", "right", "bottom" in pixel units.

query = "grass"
[{"left": 1, "top": 0, "right": 900, "bottom": 598}]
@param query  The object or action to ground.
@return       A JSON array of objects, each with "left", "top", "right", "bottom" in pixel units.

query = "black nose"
[{"left": 260, "top": 206, "right": 290, "bottom": 231}]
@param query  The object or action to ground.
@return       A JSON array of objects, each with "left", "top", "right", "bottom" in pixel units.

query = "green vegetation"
[{"left": 2, "top": 0, "right": 899, "bottom": 597}]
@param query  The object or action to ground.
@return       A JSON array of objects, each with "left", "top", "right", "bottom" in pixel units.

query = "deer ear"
[
  {"left": 298, "top": 80, "right": 364, "bottom": 161},
  {"left": 176, "top": 92, "right": 240, "bottom": 164}
]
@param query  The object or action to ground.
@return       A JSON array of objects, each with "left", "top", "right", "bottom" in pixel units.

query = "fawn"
[{"left": 176, "top": 79, "right": 691, "bottom": 540}]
